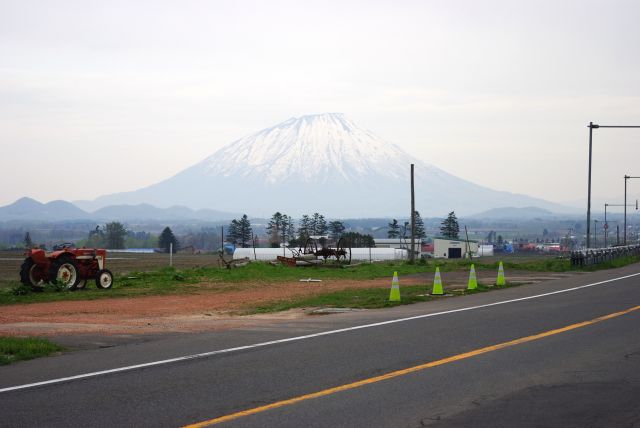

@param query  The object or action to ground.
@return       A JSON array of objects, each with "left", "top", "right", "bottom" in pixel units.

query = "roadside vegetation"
[
  {"left": 0, "top": 254, "right": 639, "bottom": 306},
  {"left": 247, "top": 281, "right": 515, "bottom": 314},
  {"left": 0, "top": 336, "right": 64, "bottom": 365}
]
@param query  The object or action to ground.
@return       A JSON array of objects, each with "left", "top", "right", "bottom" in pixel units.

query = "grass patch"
[
  {"left": 1, "top": 254, "right": 639, "bottom": 306},
  {"left": 0, "top": 336, "right": 64, "bottom": 365},
  {"left": 0, "top": 266, "right": 203, "bottom": 305},
  {"left": 581, "top": 255, "right": 640, "bottom": 271},
  {"left": 249, "top": 285, "right": 434, "bottom": 314},
  {"left": 246, "top": 279, "right": 527, "bottom": 314},
  {"left": 0, "top": 262, "right": 432, "bottom": 305}
]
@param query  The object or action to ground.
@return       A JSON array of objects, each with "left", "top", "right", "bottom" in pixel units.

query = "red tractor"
[{"left": 20, "top": 247, "right": 113, "bottom": 291}]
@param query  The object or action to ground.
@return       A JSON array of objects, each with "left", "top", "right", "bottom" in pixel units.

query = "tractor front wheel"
[
  {"left": 49, "top": 258, "right": 80, "bottom": 290},
  {"left": 95, "top": 269, "right": 113, "bottom": 289},
  {"left": 20, "top": 258, "right": 46, "bottom": 291}
]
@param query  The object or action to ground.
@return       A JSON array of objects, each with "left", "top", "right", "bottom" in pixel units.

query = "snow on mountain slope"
[
  {"left": 198, "top": 113, "right": 415, "bottom": 184},
  {"left": 81, "top": 113, "right": 571, "bottom": 217}
]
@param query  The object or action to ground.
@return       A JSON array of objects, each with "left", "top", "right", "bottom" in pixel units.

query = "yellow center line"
[{"left": 183, "top": 305, "right": 640, "bottom": 428}]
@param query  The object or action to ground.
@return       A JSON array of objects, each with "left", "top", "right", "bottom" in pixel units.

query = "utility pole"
[
  {"left": 586, "top": 122, "right": 596, "bottom": 248},
  {"left": 604, "top": 204, "right": 608, "bottom": 247},
  {"left": 410, "top": 164, "right": 416, "bottom": 262}
]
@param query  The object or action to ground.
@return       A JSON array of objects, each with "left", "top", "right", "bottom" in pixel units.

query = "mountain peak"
[
  {"left": 197, "top": 113, "right": 415, "bottom": 184},
  {"left": 12, "top": 197, "right": 43, "bottom": 208},
  {"left": 295, "top": 112, "right": 346, "bottom": 120}
]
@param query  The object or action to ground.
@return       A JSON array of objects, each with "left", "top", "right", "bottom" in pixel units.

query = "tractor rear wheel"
[
  {"left": 49, "top": 257, "right": 80, "bottom": 290},
  {"left": 20, "top": 258, "right": 46, "bottom": 291},
  {"left": 95, "top": 269, "right": 113, "bottom": 289}
]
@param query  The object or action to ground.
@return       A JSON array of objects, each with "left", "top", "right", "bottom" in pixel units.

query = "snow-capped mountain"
[
  {"left": 78, "top": 113, "right": 571, "bottom": 217},
  {"left": 201, "top": 113, "right": 415, "bottom": 184}
]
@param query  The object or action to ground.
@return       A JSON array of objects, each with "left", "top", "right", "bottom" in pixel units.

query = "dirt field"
[
  {"left": 0, "top": 250, "right": 223, "bottom": 285},
  {"left": 0, "top": 266, "right": 578, "bottom": 337}
]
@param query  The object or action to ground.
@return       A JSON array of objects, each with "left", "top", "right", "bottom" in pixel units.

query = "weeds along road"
[{"left": 1, "top": 264, "right": 639, "bottom": 427}]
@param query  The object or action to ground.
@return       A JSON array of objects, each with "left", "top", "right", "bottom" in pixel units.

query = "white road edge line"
[{"left": 2, "top": 271, "right": 639, "bottom": 394}]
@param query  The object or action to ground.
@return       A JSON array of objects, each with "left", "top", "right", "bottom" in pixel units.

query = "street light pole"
[
  {"left": 603, "top": 203, "right": 633, "bottom": 247},
  {"left": 585, "top": 123, "right": 640, "bottom": 248},
  {"left": 624, "top": 176, "right": 640, "bottom": 245}
]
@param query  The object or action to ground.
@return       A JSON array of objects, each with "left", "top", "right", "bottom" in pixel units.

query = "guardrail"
[{"left": 570, "top": 245, "right": 640, "bottom": 267}]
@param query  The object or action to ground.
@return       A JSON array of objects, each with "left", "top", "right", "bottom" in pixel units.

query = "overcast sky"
[{"left": 1, "top": 0, "right": 639, "bottom": 211}]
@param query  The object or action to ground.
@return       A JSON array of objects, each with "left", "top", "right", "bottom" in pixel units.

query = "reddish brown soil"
[{"left": 0, "top": 271, "right": 575, "bottom": 337}]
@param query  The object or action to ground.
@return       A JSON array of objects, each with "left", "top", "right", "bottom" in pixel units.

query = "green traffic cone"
[
  {"left": 467, "top": 264, "right": 478, "bottom": 290},
  {"left": 389, "top": 271, "right": 401, "bottom": 301},
  {"left": 496, "top": 261, "right": 506, "bottom": 286},
  {"left": 431, "top": 267, "right": 444, "bottom": 295}
]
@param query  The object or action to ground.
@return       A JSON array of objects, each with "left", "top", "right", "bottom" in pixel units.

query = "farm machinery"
[
  {"left": 20, "top": 247, "right": 113, "bottom": 290},
  {"left": 277, "top": 237, "right": 352, "bottom": 267}
]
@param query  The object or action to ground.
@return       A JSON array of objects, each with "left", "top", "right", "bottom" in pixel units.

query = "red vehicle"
[{"left": 20, "top": 247, "right": 113, "bottom": 290}]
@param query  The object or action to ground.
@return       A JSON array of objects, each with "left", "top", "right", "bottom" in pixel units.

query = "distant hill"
[
  {"left": 469, "top": 206, "right": 570, "bottom": 220},
  {"left": 0, "top": 197, "right": 91, "bottom": 221},
  {"left": 0, "top": 198, "right": 240, "bottom": 223}
]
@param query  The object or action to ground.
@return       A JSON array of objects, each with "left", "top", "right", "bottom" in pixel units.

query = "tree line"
[
  {"left": 9, "top": 211, "right": 463, "bottom": 253},
  {"left": 225, "top": 211, "right": 442, "bottom": 249}
]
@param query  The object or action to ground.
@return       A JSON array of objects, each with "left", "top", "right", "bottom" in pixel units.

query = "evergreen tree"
[
  {"left": 266, "top": 212, "right": 284, "bottom": 246},
  {"left": 237, "top": 215, "right": 253, "bottom": 247},
  {"left": 227, "top": 219, "right": 240, "bottom": 244},
  {"left": 105, "top": 222, "right": 127, "bottom": 249},
  {"left": 440, "top": 211, "right": 460, "bottom": 239},
  {"left": 328, "top": 220, "right": 345, "bottom": 240},
  {"left": 414, "top": 211, "right": 426, "bottom": 240},
  {"left": 297, "top": 214, "right": 311, "bottom": 242},
  {"left": 284, "top": 215, "right": 296, "bottom": 242},
  {"left": 158, "top": 226, "right": 179, "bottom": 253},
  {"left": 23, "top": 232, "right": 33, "bottom": 249},
  {"left": 281, "top": 214, "right": 294, "bottom": 245},
  {"left": 341, "top": 232, "right": 375, "bottom": 248},
  {"left": 308, "top": 213, "right": 328, "bottom": 246},
  {"left": 228, "top": 215, "right": 253, "bottom": 247},
  {"left": 387, "top": 219, "right": 400, "bottom": 238},
  {"left": 313, "top": 213, "right": 328, "bottom": 236}
]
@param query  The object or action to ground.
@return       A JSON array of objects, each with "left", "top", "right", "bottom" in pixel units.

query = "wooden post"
[
  {"left": 169, "top": 243, "right": 173, "bottom": 267},
  {"left": 464, "top": 225, "right": 471, "bottom": 259},
  {"left": 252, "top": 232, "right": 257, "bottom": 261}
]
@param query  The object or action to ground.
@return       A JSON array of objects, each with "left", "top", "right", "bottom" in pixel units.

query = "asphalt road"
[{"left": 1, "top": 264, "right": 639, "bottom": 427}]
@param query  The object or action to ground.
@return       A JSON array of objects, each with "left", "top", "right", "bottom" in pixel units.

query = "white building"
[{"left": 433, "top": 238, "right": 479, "bottom": 259}]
